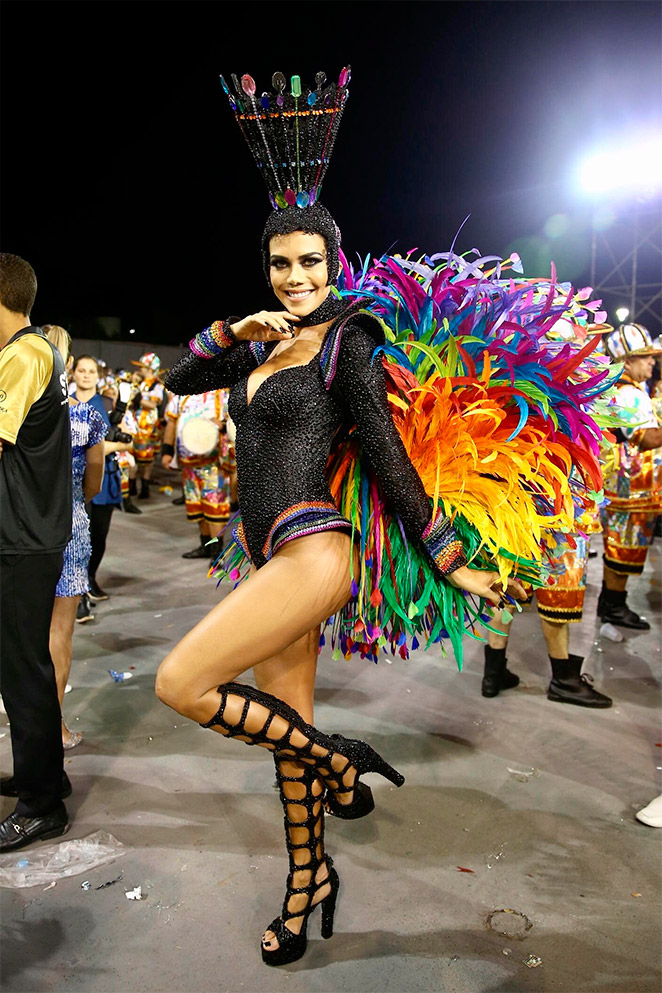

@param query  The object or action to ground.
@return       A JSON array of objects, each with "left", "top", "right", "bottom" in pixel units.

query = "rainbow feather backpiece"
[
  {"left": 321, "top": 247, "right": 617, "bottom": 666},
  {"left": 210, "top": 245, "right": 618, "bottom": 669}
]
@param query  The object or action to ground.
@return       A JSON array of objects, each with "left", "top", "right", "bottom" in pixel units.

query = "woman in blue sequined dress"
[{"left": 44, "top": 327, "right": 107, "bottom": 748}]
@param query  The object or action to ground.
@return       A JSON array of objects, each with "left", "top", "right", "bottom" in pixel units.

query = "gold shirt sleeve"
[{"left": 0, "top": 336, "right": 54, "bottom": 444}]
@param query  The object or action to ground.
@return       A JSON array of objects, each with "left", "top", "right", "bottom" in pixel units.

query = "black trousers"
[
  {"left": 87, "top": 503, "right": 114, "bottom": 582},
  {"left": 0, "top": 551, "right": 65, "bottom": 816}
]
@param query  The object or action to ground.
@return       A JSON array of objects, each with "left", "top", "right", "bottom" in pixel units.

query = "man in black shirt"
[{"left": 0, "top": 253, "right": 72, "bottom": 850}]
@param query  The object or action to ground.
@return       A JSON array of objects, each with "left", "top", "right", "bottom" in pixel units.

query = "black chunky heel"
[{"left": 320, "top": 866, "right": 339, "bottom": 938}]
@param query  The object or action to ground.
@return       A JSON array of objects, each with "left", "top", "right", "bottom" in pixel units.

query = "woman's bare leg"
[
  {"left": 156, "top": 535, "right": 356, "bottom": 954},
  {"left": 155, "top": 531, "right": 355, "bottom": 722},
  {"left": 50, "top": 595, "right": 81, "bottom": 747}
]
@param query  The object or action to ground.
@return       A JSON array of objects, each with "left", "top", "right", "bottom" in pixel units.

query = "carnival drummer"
[
  {"left": 161, "top": 388, "right": 234, "bottom": 559},
  {"left": 598, "top": 324, "right": 662, "bottom": 629},
  {"left": 130, "top": 351, "right": 165, "bottom": 501}
]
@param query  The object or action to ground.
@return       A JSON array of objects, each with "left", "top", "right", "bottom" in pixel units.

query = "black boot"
[
  {"left": 129, "top": 477, "right": 138, "bottom": 497},
  {"left": 138, "top": 479, "right": 150, "bottom": 500},
  {"left": 123, "top": 497, "right": 142, "bottom": 515},
  {"left": 481, "top": 646, "right": 520, "bottom": 698},
  {"left": 597, "top": 584, "right": 650, "bottom": 630},
  {"left": 182, "top": 534, "right": 211, "bottom": 559},
  {"left": 547, "top": 655, "right": 612, "bottom": 708}
]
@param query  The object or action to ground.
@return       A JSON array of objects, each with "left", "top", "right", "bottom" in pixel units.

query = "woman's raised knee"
[{"left": 155, "top": 656, "right": 194, "bottom": 714}]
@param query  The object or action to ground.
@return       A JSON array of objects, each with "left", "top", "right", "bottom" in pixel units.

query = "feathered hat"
[{"left": 219, "top": 68, "right": 351, "bottom": 284}]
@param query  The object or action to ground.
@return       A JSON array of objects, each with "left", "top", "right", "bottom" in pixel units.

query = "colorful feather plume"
[
  {"left": 211, "top": 245, "right": 618, "bottom": 669},
  {"left": 322, "top": 247, "right": 617, "bottom": 666}
]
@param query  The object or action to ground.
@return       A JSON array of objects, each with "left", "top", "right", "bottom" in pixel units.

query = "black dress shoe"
[
  {"left": 123, "top": 498, "right": 143, "bottom": 515},
  {"left": 0, "top": 804, "right": 68, "bottom": 852},
  {"left": 0, "top": 772, "right": 72, "bottom": 799}
]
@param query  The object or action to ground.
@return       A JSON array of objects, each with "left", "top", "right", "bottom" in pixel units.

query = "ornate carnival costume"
[
  {"left": 163, "top": 68, "right": 617, "bottom": 967},
  {"left": 165, "top": 389, "right": 234, "bottom": 555},
  {"left": 598, "top": 324, "right": 662, "bottom": 621}
]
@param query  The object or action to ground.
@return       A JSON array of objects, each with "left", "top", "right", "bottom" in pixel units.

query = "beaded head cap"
[{"left": 219, "top": 67, "right": 351, "bottom": 211}]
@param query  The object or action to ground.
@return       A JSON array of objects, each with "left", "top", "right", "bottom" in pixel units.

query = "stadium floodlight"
[
  {"left": 615, "top": 307, "right": 630, "bottom": 323},
  {"left": 578, "top": 135, "right": 662, "bottom": 197}
]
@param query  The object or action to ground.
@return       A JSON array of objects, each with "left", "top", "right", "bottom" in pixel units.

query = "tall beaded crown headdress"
[{"left": 219, "top": 67, "right": 351, "bottom": 211}]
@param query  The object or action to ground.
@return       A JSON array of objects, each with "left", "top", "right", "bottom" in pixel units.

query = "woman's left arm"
[{"left": 334, "top": 324, "right": 466, "bottom": 576}]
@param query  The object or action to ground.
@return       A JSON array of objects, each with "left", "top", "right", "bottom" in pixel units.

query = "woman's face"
[
  {"left": 73, "top": 358, "right": 99, "bottom": 392},
  {"left": 269, "top": 231, "right": 330, "bottom": 317}
]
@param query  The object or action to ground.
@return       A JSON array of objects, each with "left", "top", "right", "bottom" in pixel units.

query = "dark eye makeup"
[{"left": 270, "top": 254, "right": 326, "bottom": 268}]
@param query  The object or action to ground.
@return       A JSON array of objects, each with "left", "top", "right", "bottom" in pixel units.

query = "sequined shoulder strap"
[{"left": 319, "top": 301, "right": 383, "bottom": 389}]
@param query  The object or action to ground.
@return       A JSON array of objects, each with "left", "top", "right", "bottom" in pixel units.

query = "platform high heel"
[
  {"left": 261, "top": 760, "right": 339, "bottom": 967},
  {"left": 322, "top": 733, "right": 404, "bottom": 819},
  {"left": 201, "top": 682, "right": 405, "bottom": 820}
]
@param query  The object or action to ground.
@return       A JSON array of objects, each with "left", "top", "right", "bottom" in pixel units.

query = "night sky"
[{"left": 2, "top": 1, "right": 660, "bottom": 345}]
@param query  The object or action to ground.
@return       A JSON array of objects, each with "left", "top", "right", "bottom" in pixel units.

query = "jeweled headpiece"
[
  {"left": 219, "top": 68, "right": 351, "bottom": 285},
  {"left": 219, "top": 67, "right": 351, "bottom": 210}
]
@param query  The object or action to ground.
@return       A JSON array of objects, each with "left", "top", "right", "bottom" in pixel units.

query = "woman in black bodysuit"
[{"left": 157, "top": 202, "right": 524, "bottom": 965}]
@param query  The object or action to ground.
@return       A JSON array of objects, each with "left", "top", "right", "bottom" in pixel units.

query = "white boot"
[{"left": 635, "top": 794, "right": 662, "bottom": 827}]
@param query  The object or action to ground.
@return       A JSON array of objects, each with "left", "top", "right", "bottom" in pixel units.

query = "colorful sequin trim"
[
  {"left": 319, "top": 300, "right": 374, "bottom": 389},
  {"left": 422, "top": 511, "right": 467, "bottom": 575},
  {"left": 319, "top": 325, "right": 344, "bottom": 389},
  {"left": 249, "top": 341, "right": 269, "bottom": 364},
  {"left": 263, "top": 501, "right": 350, "bottom": 559},
  {"left": 189, "top": 320, "right": 235, "bottom": 359},
  {"left": 233, "top": 519, "right": 251, "bottom": 559}
]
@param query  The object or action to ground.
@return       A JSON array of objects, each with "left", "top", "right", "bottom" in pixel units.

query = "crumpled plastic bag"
[{"left": 0, "top": 831, "right": 125, "bottom": 888}]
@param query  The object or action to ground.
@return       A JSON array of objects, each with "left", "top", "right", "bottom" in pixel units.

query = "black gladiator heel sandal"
[
  {"left": 322, "top": 734, "right": 405, "bottom": 819},
  {"left": 200, "top": 683, "right": 405, "bottom": 820},
  {"left": 262, "top": 760, "right": 340, "bottom": 967}
]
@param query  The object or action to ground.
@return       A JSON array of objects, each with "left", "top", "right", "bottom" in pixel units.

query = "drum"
[{"left": 179, "top": 414, "right": 219, "bottom": 456}]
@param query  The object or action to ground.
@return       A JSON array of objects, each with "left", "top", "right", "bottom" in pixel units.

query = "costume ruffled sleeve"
[
  {"left": 332, "top": 322, "right": 467, "bottom": 576},
  {"left": 165, "top": 320, "right": 273, "bottom": 395}
]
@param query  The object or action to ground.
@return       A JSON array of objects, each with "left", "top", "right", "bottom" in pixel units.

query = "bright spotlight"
[
  {"left": 615, "top": 307, "right": 630, "bottom": 323},
  {"left": 129, "top": 328, "right": 136, "bottom": 334},
  {"left": 578, "top": 136, "right": 662, "bottom": 197}
]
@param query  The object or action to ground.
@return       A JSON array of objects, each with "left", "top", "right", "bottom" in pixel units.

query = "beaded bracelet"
[
  {"left": 422, "top": 510, "right": 467, "bottom": 575},
  {"left": 189, "top": 319, "right": 236, "bottom": 359}
]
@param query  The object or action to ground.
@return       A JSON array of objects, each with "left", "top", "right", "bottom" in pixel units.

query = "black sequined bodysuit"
[{"left": 166, "top": 309, "right": 457, "bottom": 571}]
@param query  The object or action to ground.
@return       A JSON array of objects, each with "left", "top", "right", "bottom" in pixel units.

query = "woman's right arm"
[{"left": 165, "top": 313, "right": 297, "bottom": 396}]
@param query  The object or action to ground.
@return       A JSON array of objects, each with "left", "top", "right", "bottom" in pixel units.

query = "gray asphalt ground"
[{"left": 1, "top": 484, "right": 660, "bottom": 993}]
